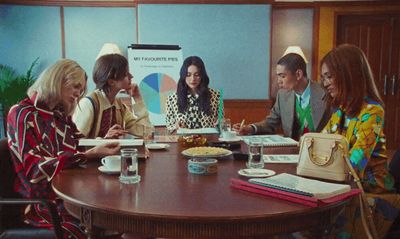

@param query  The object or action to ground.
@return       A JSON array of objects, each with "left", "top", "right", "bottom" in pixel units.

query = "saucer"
[
  {"left": 98, "top": 166, "right": 120, "bottom": 175},
  {"left": 238, "top": 168, "right": 276, "bottom": 178},
  {"left": 218, "top": 136, "right": 242, "bottom": 142},
  {"left": 146, "top": 143, "right": 170, "bottom": 150}
]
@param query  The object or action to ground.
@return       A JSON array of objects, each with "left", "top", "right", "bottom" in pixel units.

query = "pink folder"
[{"left": 230, "top": 178, "right": 361, "bottom": 207}]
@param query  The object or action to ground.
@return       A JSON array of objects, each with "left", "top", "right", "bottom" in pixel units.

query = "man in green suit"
[{"left": 234, "top": 53, "right": 331, "bottom": 140}]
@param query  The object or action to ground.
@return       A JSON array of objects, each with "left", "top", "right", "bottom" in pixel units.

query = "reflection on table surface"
[{"left": 52, "top": 135, "right": 347, "bottom": 238}]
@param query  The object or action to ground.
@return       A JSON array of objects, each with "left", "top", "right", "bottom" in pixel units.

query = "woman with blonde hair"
[
  {"left": 7, "top": 59, "right": 120, "bottom": 238},
  {"left": 320, "top": 44, "right": 399, "bottom": 238}
]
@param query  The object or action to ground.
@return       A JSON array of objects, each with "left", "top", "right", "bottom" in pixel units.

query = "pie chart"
[{"left": 139, "top": 73, "right": 177, "bottom": 114}]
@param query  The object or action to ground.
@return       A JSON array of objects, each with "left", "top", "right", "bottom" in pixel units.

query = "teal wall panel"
[
  {"left": 1, "top": 4, "right": 271, "bottom": 98},
  {"left": 138, "top": 4, "right": 271, "bottom": 99},
  {"left": 64, "top": 7, "right": 136, "bottom": 90},
  {"left": 0, "top": 5, "right": 61, "bottom": 78}
]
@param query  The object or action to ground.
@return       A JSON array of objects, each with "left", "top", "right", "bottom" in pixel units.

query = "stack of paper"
[
  {"left": 242, "top": 135, "right": 298, "bottom": 147},
  {"left": 177, "top": 127, "right": 219, "bottom": 135},
  {"left": 263, "top": 154, "right": 299, "bottom": 164},
  {"left": 79, "top": 139, "right": 144, "bottom": 146},
  {"left": 154, "top": 135, "right": 179, "bottom": 143}
]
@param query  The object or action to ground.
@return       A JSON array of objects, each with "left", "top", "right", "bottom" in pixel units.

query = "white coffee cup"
[
  {"left": 222, "top": 130, "right": 237, "bottom": 140},
  {"left": 101, "top": 155, "right": 121, "bottom": 171}
]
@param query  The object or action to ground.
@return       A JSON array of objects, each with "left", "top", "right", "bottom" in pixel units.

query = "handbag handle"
[
  {"left": 344, "top": 155, "right": 379, "bottom": 239},
  {"left": 306, "top": 137, "right": 341, "bottom": 166}
]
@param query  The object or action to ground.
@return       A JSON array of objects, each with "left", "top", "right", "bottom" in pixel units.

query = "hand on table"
[
  {"left": 170, "top": 121, "right": 187, "bottom": 134},
  {"left": 232, "top": 123, "right": 253, "bottom": 135},
  {"left": 104, "top": 124, "right": 128, "bottom": 139},
  {"left": 85, "top": 142, "right": 121, "bottom": 159}
]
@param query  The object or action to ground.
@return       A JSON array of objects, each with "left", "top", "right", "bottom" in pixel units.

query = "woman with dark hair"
[
  {"left": 166, "top": 56, "right": 221, "bottom": 133},
  {"left": 320, "top": 44, "right": 399, "bottom": 238},
  {"left": 73, "top": 53, "right": 152, "bottom": 139}
]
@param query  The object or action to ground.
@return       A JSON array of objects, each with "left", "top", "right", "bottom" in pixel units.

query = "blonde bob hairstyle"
[{"left": 28, "top": 59, "right": 87, "bottom": 111}]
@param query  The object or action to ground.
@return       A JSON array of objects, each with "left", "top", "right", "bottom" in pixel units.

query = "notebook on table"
[
  {"left": 231, "top": 173, "right": 360, "bottom": 207},
  {"left": 263, "top": 154, "right": 299, "bottom": 163},
  {"left": 241, "top": 135, "right": 298, "bottom": 147},
  {"left": 154, "top": 135, "right": 179, "bottom": 143},
  {"left": 177, "top": 127, "right": 219, "bottom": 135},
  {"left": 79, "top": 139, "right": 144, "bottom": 146}
]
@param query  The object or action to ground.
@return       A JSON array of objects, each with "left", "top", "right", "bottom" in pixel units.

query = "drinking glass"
[
  {"left": 119, "top": 148, "right": 141, "bottom": 184},
  {"left": 154, "top": 127, "right": 168, "bottom": 142},
  {"left": 142, "top": 125, "right": 155, "bottom": 144},
  {"left": 246, "top": 138, "right": 264, "bottom": 169},
  {"left": 220, "top": 118, "right": 231, "bottom": 137}
]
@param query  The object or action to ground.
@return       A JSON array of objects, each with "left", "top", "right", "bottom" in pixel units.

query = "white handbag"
[
  {"left": 296, "top": 132, "right": 349, "bottom": 182},
  {"left": 297, "top": 132, "right": 379, "bottom": 238}
]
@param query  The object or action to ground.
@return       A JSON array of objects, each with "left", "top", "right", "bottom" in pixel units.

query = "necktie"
[{"left": 99, "top": 106, "right": 117, "bottom": 137}]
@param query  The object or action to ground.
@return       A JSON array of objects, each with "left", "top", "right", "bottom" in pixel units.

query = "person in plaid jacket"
[{"left": 7, "top": 59, "right": 120, "bottom": 238}]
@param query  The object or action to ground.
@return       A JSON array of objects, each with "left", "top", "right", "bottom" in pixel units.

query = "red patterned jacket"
[{"left": 7, "top": 95, "right": 86, "bottom": 200}]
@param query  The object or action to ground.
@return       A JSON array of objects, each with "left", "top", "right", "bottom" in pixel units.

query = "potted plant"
[{"left": 0, "top": 58, "right": 38, "bottom": 137}]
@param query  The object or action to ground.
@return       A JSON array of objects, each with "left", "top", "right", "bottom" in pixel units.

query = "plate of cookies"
[{"left": 181, "top": 146, "right": 232, "bottom": 158}]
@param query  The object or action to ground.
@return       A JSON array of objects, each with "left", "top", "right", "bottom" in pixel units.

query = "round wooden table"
[{"left": 52, "top": 141, "right": 347, "bottom": 238}]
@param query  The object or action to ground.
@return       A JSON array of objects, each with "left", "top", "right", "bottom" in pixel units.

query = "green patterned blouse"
[{"left": 322, "top": 98, "right": 394, "bottom": 193}]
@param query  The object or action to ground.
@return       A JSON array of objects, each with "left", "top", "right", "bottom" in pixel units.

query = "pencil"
[{"left": 240, "top": 119, "right": 245, "bottom": 129}]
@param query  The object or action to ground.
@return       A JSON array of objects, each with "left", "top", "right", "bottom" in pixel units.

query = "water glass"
[
  {"left": 247, "top": 138, "right": 264, "bottom": 169},
  {"left": 119, "top": 148, "right": 141, "bottom": 184},
  {"left": 154, "top": 127, "right": 168, "bottom": 142},
  {"left": 220, "top": 118, "right": 231, "bottom": 137},
  {"left": 142, "top": 125, "right": 155, "bottom": 144}
]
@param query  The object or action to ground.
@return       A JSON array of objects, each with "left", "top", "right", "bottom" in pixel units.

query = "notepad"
[
  {"left": 242, "top": 135, "right": 298, "bottom": 147},
  {"left": 231, "top": 177, "right": 360, "bottom": 207},
  {"left": 177, "top": 127, "right": 219, "bottom": 135},
  {"left": 263, "top": 154, "right": 299, "bottom": 164},
  {"left": 249, "top": 173, "right": 351, "bottom": 199},
  {"left": 79, "top": 139, "right": 144, "bottom": 147}
]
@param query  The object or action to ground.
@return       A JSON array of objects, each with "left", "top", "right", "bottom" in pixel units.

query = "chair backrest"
[
  {"left": 0, "top": 138, "right": 24, "bottom": 231},
  {"left": 0, "top": 138, "right": 18, "bottom": 198},
  {"left": 0, "top": 138, "right": 61, "bottom": 239},
  {"left": 389, "top": 149, "right": 400, "bottom": 193}
]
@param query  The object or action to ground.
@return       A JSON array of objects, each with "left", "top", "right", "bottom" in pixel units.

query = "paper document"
[
  {"left": 264, "top": 154, "right": 299, "bottom": 163},
  {"left": 177, "top": 127, "right": 219, "bottom": 135},
  {"left": 242, "top": 135, "right": 298, "bottom": 147},
  {"left": 249, "top": 173, "right": 350, "bottom": 199},
  {"left": 79, "top": 139, "right": 144, "bottom": 147},
  {"left": 155, "top": 135, "right": 179, "bottom": 143}
]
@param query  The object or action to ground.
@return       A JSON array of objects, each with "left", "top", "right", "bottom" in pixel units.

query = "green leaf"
[{"left": 0, "top": 58, "right": 38, "bottom": 114}]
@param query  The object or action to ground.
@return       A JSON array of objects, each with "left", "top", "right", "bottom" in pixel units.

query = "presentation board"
[{"left": 128, "top": 44, "right": 183, "bottom": 125}]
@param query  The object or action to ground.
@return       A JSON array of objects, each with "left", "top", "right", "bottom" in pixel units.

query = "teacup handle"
[{"left": 101, "top": 158, "right": 106, "bottom": 165}]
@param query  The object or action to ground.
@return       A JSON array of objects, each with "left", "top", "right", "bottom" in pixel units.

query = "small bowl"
[
  {"left": 188, "top": 158, "right": 218, "bottom": 175},
  {"left": 178, "top": 135, "right": 207, "bottom": 147}
]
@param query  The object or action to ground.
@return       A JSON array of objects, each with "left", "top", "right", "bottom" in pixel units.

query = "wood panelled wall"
[
  {"left": 224, "top": 99, "right": 273, "bottom": 124},
  {"left": 122, "top": 99, "right": 274, "bottom": 126}
]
